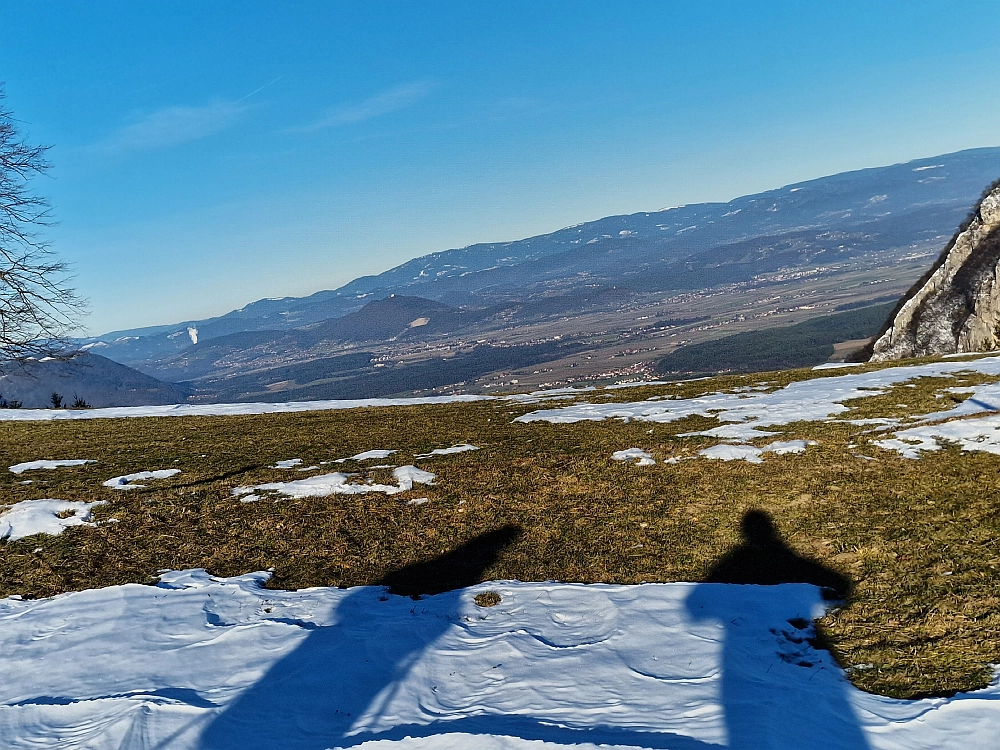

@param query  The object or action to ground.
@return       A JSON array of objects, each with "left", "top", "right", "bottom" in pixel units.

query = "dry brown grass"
[{"left": 1, "top": 359, "right": 999, "bottom": 698}]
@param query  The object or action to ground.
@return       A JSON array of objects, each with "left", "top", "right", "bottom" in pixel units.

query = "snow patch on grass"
[
  {"left": 8, "top": 459, "right": 94, "bottom": 475},
  {"left": 232, "top": 466, "right": 435, "bottom": 499},
  {"left": 415, "top": 444, "right": 478, "bottom": 458},
  {"left": 102, "top": 469, "right": 181, "bottom": 489},
  {"left": 611, "top": 448, "right": 655, "bottom": 466},
  {"left": 0, "top": 499, "right": 106, "bottom": 541},
  {"left": 517, "top": 354, "right": 1000, "bottom": 442},
  {"left": 699, "top": 440, "right": 814, "bottom": 464},
  {"left": 335, "top": 449, "right": 397, "bottom": 463},
  {"left": 0, "top": 395, "right": 492, "bottom": 422},
  {"left": 874, "top": 415, "right": 1000, "bottom": 459}
]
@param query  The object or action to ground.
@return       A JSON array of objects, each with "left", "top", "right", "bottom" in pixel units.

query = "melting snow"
[
  {"left": 0, "top": 395, "right": 492, "bottom": 422},
  {"left": 335, "top": 449, "right": 397, "bottom": 462},
  {"left": 232, "top": 466, "right": 434, "bottom": 499},
  {"left": 102, "top": 469, "right": 181, "bottom": 489},
  {"left": 415, "top": 444, "right": 478, "bottom": 458},
  {"left": 8, "top": 459, "right": 94, "bottom": 475},
  {"left": 699, "top": 440, "right": 813, "bottom": 464},
  {"left": 516, "top": 355, "right": 1000, "bottom": 441},
  {"left": 611, "top": 448, "right": 655, "bottom": 466},
  {"left": 0, "top": 499, "right": 106, "bottom": 541},
  {"left": 605, "top": 380, "right": 672, "bottom": 389},
  {"left": 874, "top": 415, "right": 1000, "bottom": 459},
  {"left": 812, "top": 362, "right": 864, "bottom": 370},
  {"left": 0, "top": 573, "right": 996, "bottom": 748},
  {"left": 272, "top": 459, "right": 303, "bottom": 469}
]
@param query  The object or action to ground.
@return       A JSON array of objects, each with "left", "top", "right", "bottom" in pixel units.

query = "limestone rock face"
[{"left": 869, "top": 183, "right": 1000, "bottom": 362}]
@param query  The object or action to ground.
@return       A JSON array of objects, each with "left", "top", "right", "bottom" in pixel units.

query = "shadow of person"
[
  {"left": 685, "top": 510, "right": 870, "bottom": 749},
  {"left": 199, "top": 525, "right": 522, "bottom": 750},
  {"left": 704, "top": 510, "right": 851, "bottom": 597}
]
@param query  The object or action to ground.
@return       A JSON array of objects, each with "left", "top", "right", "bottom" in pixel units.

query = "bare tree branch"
[{"left": 0, "top": 84, "right": 84, "bottom": 362}]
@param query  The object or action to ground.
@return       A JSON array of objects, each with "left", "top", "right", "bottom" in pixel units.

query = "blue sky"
[{"left": 1, "top": 1, "right": 998, "bottom": 334}]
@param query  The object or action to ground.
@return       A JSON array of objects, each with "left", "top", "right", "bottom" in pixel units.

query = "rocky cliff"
[{"left": 864, "top": 180, "right": 1000, "bottom": 362}]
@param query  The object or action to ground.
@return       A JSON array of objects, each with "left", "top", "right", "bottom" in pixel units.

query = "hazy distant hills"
[
  {"left": 0, "top": 353, "right": 190, "bottom": 409},
  {"left": 64, "top": 146, "right": 1000, "bottom": 404},
  {"left": 84, "top": 147, "right": 1000, "bottom": 365}
]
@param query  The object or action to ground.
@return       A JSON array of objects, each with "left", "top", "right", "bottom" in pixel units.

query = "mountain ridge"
[{"left": 86, "top": 146, "right": 1000, "bottom": 356}]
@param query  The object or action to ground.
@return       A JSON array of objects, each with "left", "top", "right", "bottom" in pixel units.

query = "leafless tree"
[{"left": 0, "top": 85, "right": 82, "bottom": 361}]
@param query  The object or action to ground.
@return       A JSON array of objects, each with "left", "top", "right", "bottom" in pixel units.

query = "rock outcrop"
[{"left": 865, "top": 180, "right": 1000, "bottom": 362}]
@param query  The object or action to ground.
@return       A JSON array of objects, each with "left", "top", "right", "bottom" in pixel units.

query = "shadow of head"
[
  {"left": 705, "top": 510, "right": 852, "bottom": 600},
  {"left": 377, "top": 525, "right": 523, "bottom": 598}
]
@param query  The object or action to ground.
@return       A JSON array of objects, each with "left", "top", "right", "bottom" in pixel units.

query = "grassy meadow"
[{"left": 1, "top": 360, "right": 999, "bottom": 700}]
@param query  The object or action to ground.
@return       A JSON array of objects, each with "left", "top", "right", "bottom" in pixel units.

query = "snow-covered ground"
[
  {"left": 515, "top": 355, "right": 1000, "bottom": 440},
  {"left": 875, "top": 415, "right": 1000, "bottom": 458},
  {"left": 699, "top": 440, "right": 814, "bottom": 464},
  {"left": 337, "top": 450, "right": 398, "bottom": 462},
  {"left": 0, "top": 395, "right": 491, "bottom": 421},
  {"left": 0, "top": 571, "right": 996, "bottom": 749},
  {"left": 0, "top": 499, "right": 106, "bottom": 541},
  {"left": 415, "top": 444, "right": 479, "bottom": 458},
  {"left": 8, "top": 459, "right": 94, "bottom": 474},
  {"left": 103, "top": 469, "right": 181, "bottom": 489},
  {"left": 612, "top": 448, "right": 656, "bottom": 466},
  {"left": 232, "top": 465, "right": 435, "bottom": 499}
]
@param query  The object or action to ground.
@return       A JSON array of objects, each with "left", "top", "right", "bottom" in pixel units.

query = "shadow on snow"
[{"left": 201, "top": 512, "right": 870, "bottom": 749}]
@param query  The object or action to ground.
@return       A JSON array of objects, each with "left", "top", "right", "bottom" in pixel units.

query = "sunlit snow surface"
[
  {"left": 0, "top": 499, "right": 106, "bottom": 541},
  {"left": 875, "top": 415, "right": 1000, "bottom": 459},
  {"left": 8, "top": 459, "right": 94, "bottom": 474},
  {"left": 516, "top": 355, "right": 1000, "bottom": 442},
  {"left": 0, "top": 395, "right": 492, "bottom": 421},
  {"left": 0, "top": 572, "right": 996, "bottom": 749},
  {"left": 415, "top": 444, "right": 479, "bottom": 458},
  {"left": 232, "top": 465, "right": 435, "bottom": 498},
  {"left": 337, "top": 449, "right": 398, "bottom": 462},
  {"left": 611, "top": 448, "right": 655, "bottom": 466},
  {"left": 699, "top": 440, "right": 813, "bottom": 464},
  {"left": 102, "top": 469, "right": 181, "bottom": 489}
]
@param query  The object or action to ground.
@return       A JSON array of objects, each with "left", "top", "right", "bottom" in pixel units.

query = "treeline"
[{"left": 657, "top": 302, "right": 894, "bottom": 374}]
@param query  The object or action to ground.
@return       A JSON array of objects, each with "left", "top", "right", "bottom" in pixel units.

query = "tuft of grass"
[
  {"left": 0, "top": 356, "right": 999, "bottom": 697},
  {"left": 474, "top": 590, "right": 502, "bottom": 607}
]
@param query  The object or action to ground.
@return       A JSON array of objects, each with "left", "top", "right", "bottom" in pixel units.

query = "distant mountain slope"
[
  {"left": 0, "top": 353, "right": 191, "bottom": 408},
  {"left": 83, "top": 147, "right": 1000, "bottom": 367},
  {"left": 144, "top": 296, "right": 489, "bottom": 383}
]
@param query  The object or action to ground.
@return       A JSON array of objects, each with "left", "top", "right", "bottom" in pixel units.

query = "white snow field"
[
  {"left": 8, "top": 459, "right": 95, "bottom": 474},
  {"left": 0, "top": 571, "right": 996, "bottom": 749},
  {"left": 0, "top": 395, "right": 491, "bottom": 421},
  {"left": 0, "top": 499, "right": 106, "bottom": 541},
  {"left": 102, "top": 469, "right": 181, "bottom": 489},
  {"left": 232, "top": 465, "right": 435, "bottom": 499}
]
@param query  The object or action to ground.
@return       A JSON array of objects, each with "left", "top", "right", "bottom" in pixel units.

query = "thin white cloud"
[
  {"left": 100, "top": 100, "right": 247, "bottom": 152},
  {"left": 298, "top": 81, "right": 434, "bottom": 132}
]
